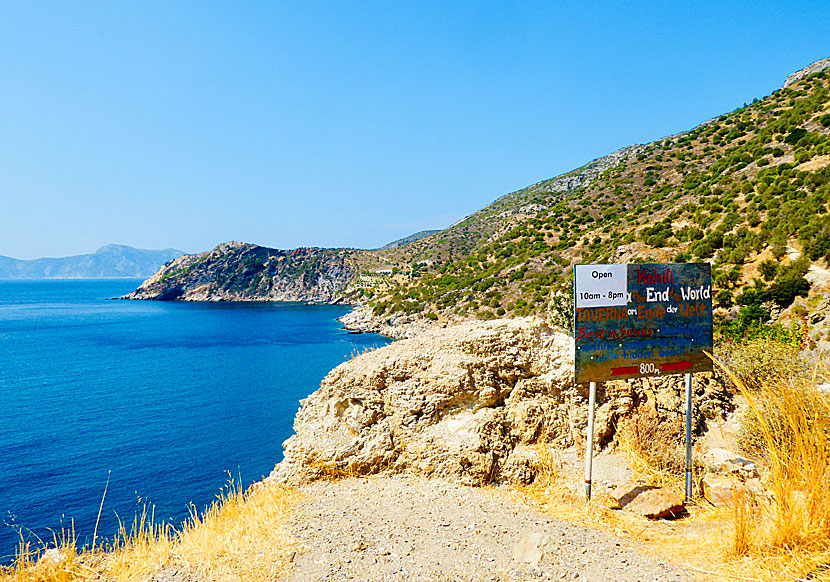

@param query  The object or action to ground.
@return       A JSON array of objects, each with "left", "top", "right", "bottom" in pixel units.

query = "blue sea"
[{"left": 0, "top": 280, "right": 392, "bottom": 561}]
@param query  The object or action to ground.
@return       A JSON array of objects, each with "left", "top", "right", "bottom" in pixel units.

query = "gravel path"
[{"left": 280, "top": 475, "right": 696, "bottom": 582}]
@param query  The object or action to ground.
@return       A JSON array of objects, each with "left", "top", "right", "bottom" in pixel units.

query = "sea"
[{"left": 0, "top": 279, "right": 392, "bottom": 561}]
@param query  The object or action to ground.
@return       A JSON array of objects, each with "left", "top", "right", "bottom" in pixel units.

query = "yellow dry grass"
[
  {"left": 710, "top": 352, "right": 830, "bottom": 581},
  {"left": 510, "top": 348, "right": 830, "bottom": 582},
  {"left": 615, "top": 404, "right": 686, "bottom": 492},
  {"left": 1, "top": 479, "right": 302, "bottom": 582}
]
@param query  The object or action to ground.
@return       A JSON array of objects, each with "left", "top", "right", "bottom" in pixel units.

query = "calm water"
[{"left": 0, "top": 280, "right": 392, "bottom": 560}]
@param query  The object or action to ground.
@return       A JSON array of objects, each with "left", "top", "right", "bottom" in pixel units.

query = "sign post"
[
  {"left": 684, "top": 372, "right": 693, "bottom": 500},
  {"left": 574, "top": 263, "right": 712, "bottom": 501},
  {"left": 585, "top": 381, "right": 596, "bottom": 500}
]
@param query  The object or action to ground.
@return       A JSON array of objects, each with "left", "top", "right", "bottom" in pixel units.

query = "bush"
[
  {"left": 716, "top": 333, "right": 806, "bottom": 392},
  {"left": 715, "top": 288, "right": 733, "bottom": 307},
  {"left": 784, "top": 127, "right": 807, "bottom": 146},
  {"left": 767, "top": 272, "right": 810, "bottom": 307}
]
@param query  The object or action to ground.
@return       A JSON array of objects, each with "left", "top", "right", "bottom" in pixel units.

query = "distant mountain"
[
  {"left": 379, "top": 230, "right": 442, "bottom": 250},
  {"left": 0, "top": 244, "right": 185, "bottom": 279}
]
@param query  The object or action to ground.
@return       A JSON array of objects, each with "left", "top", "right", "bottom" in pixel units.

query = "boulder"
[
  {"left": 700, "top": 473, "right": 767, "bottom": 507},
  {"left": 615, "top": 485, "right": 685, "bottom": 519},
  {"left": 701, "top": 474, "right": 740, "bottom": 507},
  {"left": 269, "top": 317, "right": 730, "bottom": 487}
]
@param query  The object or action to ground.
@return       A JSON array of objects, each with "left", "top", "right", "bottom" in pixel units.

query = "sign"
[
  {"left": 574, "top": 264, "right": 627, "bottom": 308},
  {"left": 573, "top": 263, "right": 713, "bottom": 383}
]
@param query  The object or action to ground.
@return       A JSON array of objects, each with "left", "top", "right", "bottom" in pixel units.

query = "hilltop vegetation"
[{"left": 359, "top": 67, "right": 830, "bottom": 342}]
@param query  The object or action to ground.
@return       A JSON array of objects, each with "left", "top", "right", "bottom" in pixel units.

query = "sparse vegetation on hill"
[
  {"left": 126, "top": 67, "right": 830, "bottom": 348},
  {"left": 357, "top": 68, "right": 830, "bottom": 343}
]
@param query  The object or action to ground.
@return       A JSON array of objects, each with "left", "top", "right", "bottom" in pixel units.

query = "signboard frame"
[
  {"left": 573, "top": 262, "right": 713, "bottom": 501},
  {"left": 573, "top": 262, "right": 713, "bottom": 384}
]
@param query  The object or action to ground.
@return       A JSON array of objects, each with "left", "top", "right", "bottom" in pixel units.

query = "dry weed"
[
  {"left": 508, "top": 350, "right": 830, "bottom": 581},
  {"left": 1, "top": 479, "right": 302, "bottom": 582},
  {"left": 709, "top": 351, "right": 830, "bottom": 580},
  {"left": 615, "top": 404, "right": 686, "bottom": 491}
]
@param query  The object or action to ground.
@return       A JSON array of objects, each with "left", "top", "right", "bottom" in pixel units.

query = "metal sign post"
[
  {"left": 585, "top": 381, "right": 597, "bottom": 500},
  {"left": 684, "top": 372, "right": 693, "bottom": 501},
  {"left": 573, "top": 263, "right": 713, "bottom": 503}
]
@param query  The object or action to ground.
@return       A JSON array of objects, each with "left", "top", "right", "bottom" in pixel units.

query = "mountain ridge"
[{"left": 0, "top": 244, "right": 184, "bottom": 279}]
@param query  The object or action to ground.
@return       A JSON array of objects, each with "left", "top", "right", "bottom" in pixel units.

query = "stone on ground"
[{"left": 616, "top": 485, "right": 685, "bottom": 519}]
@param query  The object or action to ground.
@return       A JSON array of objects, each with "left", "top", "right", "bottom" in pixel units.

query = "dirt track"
[{"left": 280, "top": 475, "right": 695, "bottom": 582}]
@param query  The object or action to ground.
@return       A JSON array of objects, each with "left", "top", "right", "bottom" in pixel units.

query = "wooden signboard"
[{"left": 573, "top": 263, "right": 713, "bottom": 384}]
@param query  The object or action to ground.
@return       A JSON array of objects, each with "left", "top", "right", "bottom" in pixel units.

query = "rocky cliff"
[
  {"left": 270, "top": 317, "right": 729, "bottom": 487},
  {"left": 783, "top": 57, "right": 830, "bottom": 87},
  {"left": 122, "top": 241, "right": 357, "bottom": 302}
]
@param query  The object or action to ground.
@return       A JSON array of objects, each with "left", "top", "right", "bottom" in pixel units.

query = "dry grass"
[
  {"left": 1, "top": 479, "right": 302, "bottom": 582},
  {"left": 509, "top": 345, "right": 830, "bottom": 581},
  {"left": 347, "top": 345, "right": 379, "bottom": 361},
  {"left": 615, "top": 404, "right": 686, "bottom": 491},
  {"left": 710, "top": 352, "right": 830, "bottom": 581},
  {"left": 306, "top": 459, "right": 359, "bottom": 481}
]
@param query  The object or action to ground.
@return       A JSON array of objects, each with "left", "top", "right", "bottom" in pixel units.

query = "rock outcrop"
[
  {"left": 784, "top": 57, "right": 830, "bottom": 88},
  {"left": 270, "top": 317, "right": 731, "bottom": 487},
  {"left": 338, "top": 304, "right": 441, "bottom": 340},
  {"left": 123, "top": 241, "right": 356, "bottom": 302}
]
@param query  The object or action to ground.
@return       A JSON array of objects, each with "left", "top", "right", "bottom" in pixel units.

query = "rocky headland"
[
  {"left": 122, "top": 241, "right": 357, "bottom": 303},
  {"left": 270, "top": 317, "right": 731, "bottom": 490}
]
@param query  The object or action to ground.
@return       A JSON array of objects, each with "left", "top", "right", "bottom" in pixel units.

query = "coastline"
[{"left": 336, "top": 303, "right": 439, "bottom": 340}]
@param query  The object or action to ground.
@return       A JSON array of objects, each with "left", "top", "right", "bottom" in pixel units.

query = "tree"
[{"left": 768, "top": 272, "right": 810, "bottom": 307}]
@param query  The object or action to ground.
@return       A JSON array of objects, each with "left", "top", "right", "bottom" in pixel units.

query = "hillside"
[
  {"left": 126, "top": 60, "right": 830, "bottom": 346},
  {"left": 0, "top": 244, "right": 184, "bottom": 279},
  {"left": 359, "top": 60, "right": 830, "bottom": 347},
  {"left": 122, "top": 241, "right": 390, "bottom": 302}
]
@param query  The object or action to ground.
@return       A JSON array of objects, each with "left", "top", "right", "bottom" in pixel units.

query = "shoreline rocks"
[{"left": 337, "top": 304, "right": 440, "bottom": 340}]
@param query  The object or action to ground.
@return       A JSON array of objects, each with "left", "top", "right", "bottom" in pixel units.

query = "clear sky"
[{"left": 1, "top": 2, "right": 828, "bottom": 259}]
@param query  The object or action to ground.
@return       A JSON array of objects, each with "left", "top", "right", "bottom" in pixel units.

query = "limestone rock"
[
  {"left": 271, "top": 318, "right": 579, "bottom": 486},
  {"left": 36, "top": 548, "right": 66, "bottom": 566},
  {"left": 719, "top": 458, "right": 759, "bottom": 480},
  {"left": 700, "top": 474, "right": 741, "bottom": 507},
  {"left": 700, "top": 474, "right": 767, "bottom": 507},
  {"left": 784, "top": 57, "right": 830, "bottom": 88},
  {"left": 512, "top": 532, "right": 556, "bottom": 565},
  {"left": 700, "top": 448, "right": 759, "bottom": 480},
  {"left": 616, "top": 486, "right": 684, "bottom": 519},
  {"left": 500, "top": 444, "right": 540, "bottom": 485},
  {"left": 270, "top": 317, "right": 730, "bottom": 487},
  {"left": 338, "top": 304, "right": 439, "bottom": 340}
]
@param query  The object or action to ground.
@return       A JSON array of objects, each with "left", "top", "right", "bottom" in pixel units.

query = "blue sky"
[{"left": 1, "top": 2, "right": 828, "bottom": 259}]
